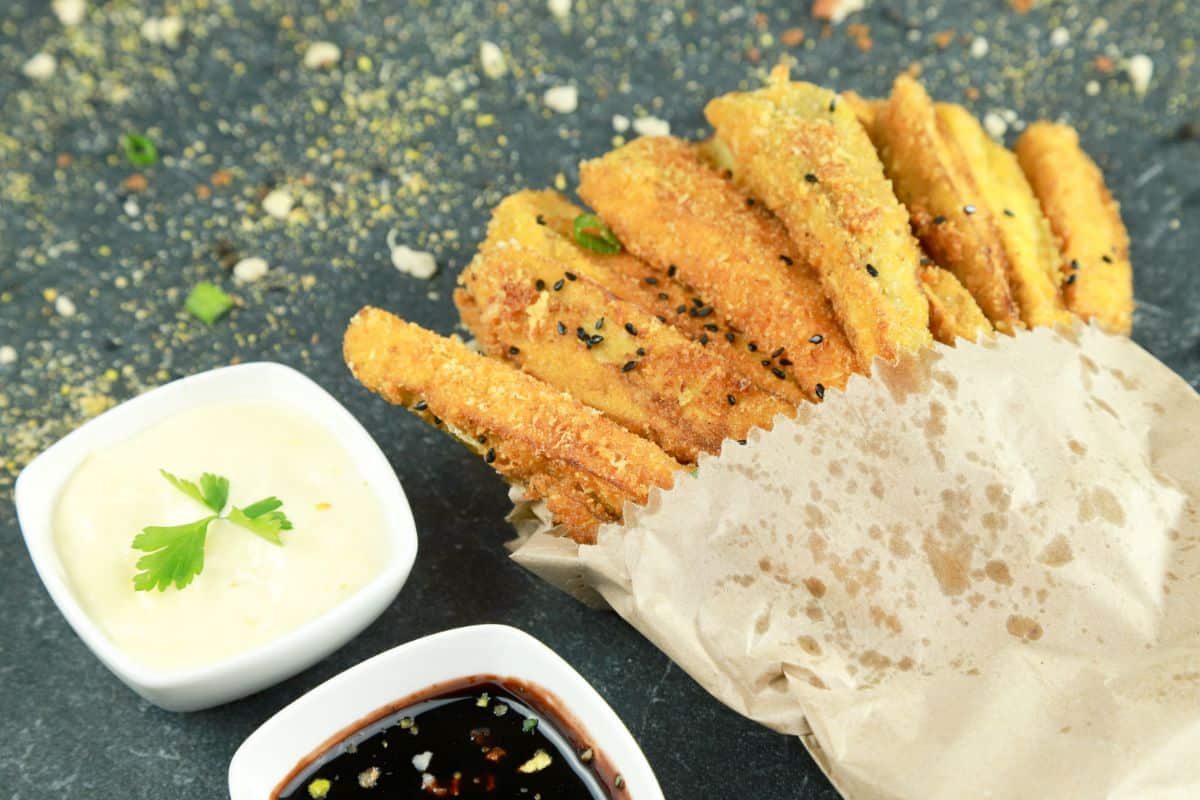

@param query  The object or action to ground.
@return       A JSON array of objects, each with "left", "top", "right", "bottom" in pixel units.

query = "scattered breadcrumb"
[
  {"left": 411, "top": 751, "right": 433, "bottom": 771},
  {"left": 970, "top": 37, "right": 989, "bottom": 58},
  {"left": 55, "top": 295, "right": 76, "bottom": 317},
  {"left": 811, "top": 0, "right": 865, "bottom": 25},
  {"left": 1125, "top": 54, "right": 1153, "bottom": 96},
  {"left": 1049, "top": 27, "right": 1070, "bottom": 49},
  {"left": 303, "top": 41, "right": 341, "bottom": 69},
  {"left": 983, "top": 111, "right": 1007, "bottom": 139},
  {"left": 1085, "top": 80, "right": 1101, "bottom": 96},
  {"left": 631, "top": 115, "right": 670, "bottom": 137},
  {"left": 52, "top": 0, "right": 86, "bottom": 26},
  {"left": 543, "top": 85, "right": 578, "bottom": 114},
  {"left": 262, "top": 189, "right": 294, "bottom": 220},
  {"left": 612, "top": 114, "right": 630, "bottom": 132},
  {"left": 479, "top": 41, "right": 507, "bottom": 79},
  {"left": 389, "top": 234, "right": 437, "bottom": 279},
  {"left": 22, "top": 53, "right": 57, "bottom": 81},
  {"left": 142, "top": 16, "right": 184, "bottom": 48},
  {"left": 548, "top": 0, "right": 571, "bottom": 22},
  {"left": 0, "top": 346, "right": 16, "bottom": 366},
  {"left": 233, "top": 257, "right": 269, "bottom": 283}
]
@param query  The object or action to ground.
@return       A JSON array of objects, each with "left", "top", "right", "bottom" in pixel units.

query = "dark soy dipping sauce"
[{"left": 274, "top": 676, "right": 622, "bottom": 799}]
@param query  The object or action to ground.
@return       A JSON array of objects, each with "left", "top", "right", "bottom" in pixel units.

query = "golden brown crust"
[
  {"left": 485, "top": 189, "right": 807, "bottom": 404},
  {"left": 578, "top": 136, "right": 856, "bottom": 399},
  {"left": 456, "top": 241, "right": 795, "bottom": 463},
  {"left": 919, "top": 265, "right": 993, "bottom": 345},
  {"left": 841, "top": 90, "right": 882, "bottom": 144},
  {"left": 342, "top": 307, "right": 678, "bottom": 542},
  {"left": 1016, "top": 121, "right": 1134, "bottom": 334},
  {"left": 936, "top": 104, "right": 1072, "bottom": 330},
  {"left": 704, "top": 68, "right": 932, "bottom": 368},
  {"left": 874, "top": 75, "right": 1020, "bottom": 334}
]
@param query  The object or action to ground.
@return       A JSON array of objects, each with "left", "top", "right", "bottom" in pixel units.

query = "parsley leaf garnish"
[{"left": 132, "top": 470, "right": 291, "bottom": 591}]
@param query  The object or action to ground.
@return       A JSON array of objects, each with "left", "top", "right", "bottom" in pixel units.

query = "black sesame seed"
[
  {"left": 1065, "top": 273, "right": 1077, "bottom": 285},
  {"left": 761, "top": 359, "right": 771, "bottom": 367},
  {"left": 508, "top": 345, "right": 520, "bottom": 355},
  {"left": 656, "top": 314, "right": 667, "bottom": 323},
  {"left": 691, "top": 306, "right": 714, "bottom": 318},
  {"left": 737, "top": 439, "right": 748, "bottom": 446},
  {"left": 667, "top": 264, "right": 677, "bottom": 277},
  {"left": 771, "top": 346, "right": 785, "bottom": 358},
  {"left": 919, "top": 256, "right": 931, "bottom": 267},
  {"left": 1101, "top": 254, "right": 1113, "bottom": 263},
  {"left": 536, "top": 214, "right": 546, "bottom": 225},
  {"left": 636, "top": 347, "right": 646, "bottom": 356},
  {"left": 779, "top": 357, "right": 793, "bottom": 366},
  {"left": 535, "top": 279, "right": 546, "bottom": 291},
  {"left": 829, "top": 97, "right": 838, "bottom": 112},
  {"left": 553, "top": 279, "right": 565, "bottom": 291},
  {"left": 866, "top": 264, "right": 879, "bottom": 277},
  {"left": 704, "top": 323, "right": 719, "bottom": 332},
  {"left": 692, "top": 297, "right": 705, "bottom": 307},
  {"left": 699, "top": 334, "right": 709, "bottom": 345},
  {"left": 964, "top": 204, "right": 977, "bottom": 215},
  {"left": 557, "top": 321, "right": 566, "bottom": 335},
  {"left": 804, "top": 173, "right": 819, "bottom": 183},
  {"left": 780, "top": 254, "right": 793, "bottom": 266},
  {"left": 565, "top": 271, "right": 577, "bottom": 281},
  {"left": 727, "top": 394, "right": 737, "bottom": 406},
  {"left": 745, "top": 197, "right": 755, "bottom": 207},
  {"left": 624, "top": 322, "right": 637, "bottom": 335},
  {"left": 590, "top": 334, "right": 605, "bottom": 345},
  {"left": 676, "top": 304, "right": 687, "bottom": 314},
  {"left": 1070, "top": 259, "right": 1081, "bottom": 270},
  {"left": 577, "top": 327, "right": 589, "bottom": 342},
  {"left": 413, "top": 400, "right": 428, "bottom": 411},
  {"left": 432, "top": 416, "right": 442, "bottom": 425},
  {"left": 815, "top": 383, "right": 825, "bottom": 400},
  {"left": 622, "top": 360, "right": 637, "bottom": 372},
  {"left": 772, "top": 367, "right": 786, "bottom": 379},
  {"left": 595, "top": 317, "right": 604, "bottom": 330},
  {"left": 657, "top": 292, "right": 669, "bottom": 300},
  {"left": 748, "top": 342, "right": 758, "bottom": 352},
  {"left": 725, "top": 332, "right": 736, "bottom": 343},
  {"left": 933, "top": 215, "right": 947, "bottom": 225},
  {"left": 485, "top": 448, "right": 496, "bottom": 463},
  {"left": 809, "top": 334, "right": 824, "bottom": 344},
  {"left": 644, "top": 275, "right": 658, "bottom": 285},
  {"left": 1003, "top": 208, "right": 1015, "bottom": 217},
  {"left": 477, "top": 435, "right": 487, "bottom": 444}
]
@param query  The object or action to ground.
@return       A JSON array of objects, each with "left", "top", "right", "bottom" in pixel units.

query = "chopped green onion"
[
  {"left": 573, "top": 213, "right": 621, "bottom": 255},
  {"left": 122, "top": 133, "right": 158, "bottom": 167},
  {"left": 522, "top": 717, "right": 539, "bottom": 734},
  {"left": 185, "top": 282, "right": 233, "bottom": 324}
]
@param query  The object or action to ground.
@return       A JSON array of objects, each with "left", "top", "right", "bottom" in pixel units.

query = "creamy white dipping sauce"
[{"left": 53, "top": 402, "right": 388, "bottom": 672}]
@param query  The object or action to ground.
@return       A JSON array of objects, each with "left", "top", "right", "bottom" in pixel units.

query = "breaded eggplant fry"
[
  {"left": 485, "top": 190, "right": 807, "bottom": 404},
  {"left": 841, "top": 90, "right": 882, "bottom": 144},
  {"left": 704, "top": 68, "right": 932, "bottom": 368},
  {"left": 920, "top": 265, "right": 993, "bottom": 345},
  {"left": 456, "top": 241, "right": 795, "bottom": 463},
  {"left": 1016, "top": 122, "right": 1134, "bottom": 334},
  {"left": 874, "top": 75, "right": 1021, "bottom": 333},
  {"left": 578, "top": 136, "right": 856, "bottom": 400},
  {"left": 936, "top": 104, "right": 1072, "bottom": 329},
  {"left": 343, "top": 307, "right": 678, "bottom": 543}
]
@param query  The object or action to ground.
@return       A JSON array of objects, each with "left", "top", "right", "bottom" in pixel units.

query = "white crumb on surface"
[
  {"left": 52, "top": 0, "right": 86, "bottom": 26},
  {"left": 0, "top": 345, "right": 16, "bottom": 365},
  {"left": 411, "top": 751, "right": 433, "bottom": 771},
  {"left": 22, "top": 52, "right": 57, "bottom": 81},
  {"left": 1085, "top": 80, "right": 1101, "bottom": 96},
  {"left": 55, "top": 295, "right": 76, "bottom": 317},
  {"left": 479, "top": 41, "right": 507, "bottom": 79},
  {"left": 1125, "top": 54, "right": 1153, "bottom": 96},
  {"left": 612, "top": 114, "right": 630, "bottom": 132},
  {"left": 262, "top": 189, "right": 294, "bottom": 220},
  {"left": 543, "top": 85, "right": 578, "bottom": 114},
  {"left": 233, "top": 257, "right": 269, "bottom": 283},
  {"left": 970, "top": 37, "right": 989, "bottom": 58},
  {"left": 632, "top": 115, "right": 670, "bottom": 137},
  {"left": 983, "top": 112, "right": 1007, "bottom": 139},
  {"left": 548, "top": 0, "right": 572, "bottom": 21},
  {"left": 388, "top": 232, "right": 437, "bottom": 280},
  {"left": 141, "top": 16, "right": 184, "bottom": 48},
  {"left": 1049, "top": 27, "right": 1070, "bottom": 48},
  {"left": 303, "top": 41, "right": 341, "bottom": 69}
]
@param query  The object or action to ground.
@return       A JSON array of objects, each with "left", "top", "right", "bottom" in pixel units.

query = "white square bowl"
[
  {"left": 229, "top": 624, "right": 663, "bottom": 799},
  {"left": 14, "top": 361, "right": 418, "bottom": 712}
]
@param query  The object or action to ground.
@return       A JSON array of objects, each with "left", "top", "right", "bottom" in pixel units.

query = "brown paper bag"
[{"left": 512, "top": 325, "right": 1200, "bottom": 799}]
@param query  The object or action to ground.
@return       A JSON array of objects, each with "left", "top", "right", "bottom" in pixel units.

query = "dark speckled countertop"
[{"left": 1, "top": 1, "right": 1197, "bottom": 798}]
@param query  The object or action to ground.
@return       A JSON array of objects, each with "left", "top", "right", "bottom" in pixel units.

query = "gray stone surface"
[{"left": 1, "top": 1, "right": 1196, "bottom": 798}]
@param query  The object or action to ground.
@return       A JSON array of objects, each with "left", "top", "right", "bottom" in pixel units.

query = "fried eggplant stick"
[
  {"left": 936, "top": 104, "right": 1073, "bottom": 330},
  {"left": 841, "top": 90, "right": 882, "bottom": 143},
  {"left": 704, "top": 67, "right": 932, "bottom": 368},
  {"left": 873, "top": 75, "right": 1021, "bottom": 333},
  {"left": 920, "top": 265, "right": 993, "bottom": 345},
  {"left": 486, "top": 189, "right": 807, "bottom": 404},
  {"left": 578, "top": 136, "right": 857, "bottom": 400},
  {"left": 343, "top": 307, "right": 677, "bottom": 543},
  {"left": 1016, "top": 122, "right": 1134, "bottom": 334},
  {"left": 456, "top": 241, "right": 795, "bottom": 463}
]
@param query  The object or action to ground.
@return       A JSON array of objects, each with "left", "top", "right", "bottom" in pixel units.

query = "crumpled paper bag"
[{"left": 511, "top": 324, "right": 1200, "bottom": 799}]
